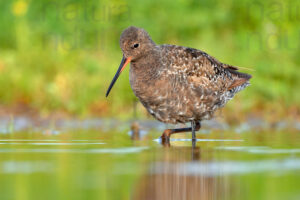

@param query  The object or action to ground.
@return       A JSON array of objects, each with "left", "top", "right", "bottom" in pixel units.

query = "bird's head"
[
  {"left": 106, "top": 26, "right": 155, "bottom": 97},
  {"left": 119, "top": 26, "right": 155, "bottom": 61}
]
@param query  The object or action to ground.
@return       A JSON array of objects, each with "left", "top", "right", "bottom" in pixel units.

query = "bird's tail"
[{"left": 227, "top": 68, "right": 252, "bottom": 91}]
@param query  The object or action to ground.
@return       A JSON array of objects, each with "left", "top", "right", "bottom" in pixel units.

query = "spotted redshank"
[{"left": 106, "top": 26, "right": 252, "bottom": 143}]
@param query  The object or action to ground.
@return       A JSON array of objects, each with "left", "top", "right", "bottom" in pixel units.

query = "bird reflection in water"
[
  {"left": 130, "top": 122, "right": 141, "bottom": 140},
  {"left": 131, "top": 144, "right": 229, "bottom": 200}
]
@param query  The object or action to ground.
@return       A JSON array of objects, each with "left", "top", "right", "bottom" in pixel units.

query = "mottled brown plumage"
[{"left": 106, "top": 26, "right": 252, "bottom": 141}]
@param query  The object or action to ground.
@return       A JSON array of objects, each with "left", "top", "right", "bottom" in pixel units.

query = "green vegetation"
[{"left": 0, "top": 0, "right": 299, "bottom": 118}]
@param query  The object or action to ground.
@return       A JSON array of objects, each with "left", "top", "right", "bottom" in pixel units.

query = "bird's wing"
[{"left": 161, "top": 45, "right": 251, "bottom": 92}]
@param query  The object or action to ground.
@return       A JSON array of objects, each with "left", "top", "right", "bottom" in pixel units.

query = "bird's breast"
[{"left": 129, "top": 63, "right": 161, "bottom": 100}]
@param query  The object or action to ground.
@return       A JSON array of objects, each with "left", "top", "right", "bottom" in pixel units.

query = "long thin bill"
[{"left": 105, "top": 56, "right": 131, "bottom": 97}]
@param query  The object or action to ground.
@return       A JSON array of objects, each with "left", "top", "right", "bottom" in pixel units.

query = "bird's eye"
[{"left": 133, "top": 43, "right": 139, "bottom": 48}]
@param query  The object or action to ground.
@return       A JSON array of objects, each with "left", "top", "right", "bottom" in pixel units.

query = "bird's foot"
[{"left": 160, "top": 129, "right": 172, "bottom": 147}]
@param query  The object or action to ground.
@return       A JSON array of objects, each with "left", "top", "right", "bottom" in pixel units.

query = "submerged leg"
[
  {"left": 191, "top": 121, "right": 196, "bottom": 147},
  {"left": 161, "top": 121, "right": 201, "bottom": 144}
]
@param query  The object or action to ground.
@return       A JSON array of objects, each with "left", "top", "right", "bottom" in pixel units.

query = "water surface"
[{"left": 0, "top": 123, "right": 299, "bottom": 200}]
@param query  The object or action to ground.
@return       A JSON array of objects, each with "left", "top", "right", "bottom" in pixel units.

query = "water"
[{"left": 0, "top": 120, "right": 299, "bottom": 200}]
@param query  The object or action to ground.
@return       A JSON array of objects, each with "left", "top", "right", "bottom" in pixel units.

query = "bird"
[{"left": 106, "top": 26, "right": 252, "bottom": 143}]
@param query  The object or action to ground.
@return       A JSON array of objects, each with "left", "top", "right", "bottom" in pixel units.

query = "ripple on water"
[
  {"left": 216, "top": 146, "right": 300, "bottom": 154},
  {"left": 0, "top": 142, "right": 105, "bottom": 145},
  {"left": 152, "top": 158, "right": 300, "bottom": 177},
  {"left": 1, "top": 161, "right": 53, "bottom": 174},
  {"left": 153, "top": 138, "right": 244, "bottom": 143},
  {"left": 0, "top": 147, "right": 148, "bottom": 154}
]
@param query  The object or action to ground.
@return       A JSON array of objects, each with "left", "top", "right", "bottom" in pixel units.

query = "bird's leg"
[
  {"left": 191, "top": 121, "right": 197, "bottom": 147},
  {"left": 161, "top": 122, "right": 201, "bottom": 145},
  {"left": 191, "top": 121, "right": 196, "bottom": 140}
]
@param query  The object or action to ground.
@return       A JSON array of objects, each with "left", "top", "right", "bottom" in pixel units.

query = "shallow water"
[{"left": 0, "top": 123, "right": 300, "bottom": 200}]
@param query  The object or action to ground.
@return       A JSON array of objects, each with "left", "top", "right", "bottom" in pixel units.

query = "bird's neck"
[{"left": 129, "top": 48, "right": 162, "bottom": 95}]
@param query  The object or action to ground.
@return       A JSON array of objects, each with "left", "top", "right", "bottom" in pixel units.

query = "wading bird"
[{"left": 106, "top": 26, "right": 251, "bottom": 143}]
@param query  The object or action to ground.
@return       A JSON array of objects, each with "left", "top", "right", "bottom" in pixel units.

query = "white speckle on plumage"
[
  {"left": 148, "top": 108, "right": 154, "bottom": 114},
  {"left": 183, "top": 96, "right": 187, "bottom": 102}
]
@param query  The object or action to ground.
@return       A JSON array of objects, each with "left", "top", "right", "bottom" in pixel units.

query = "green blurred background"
[{"left": 0, "top": 0, "right": 299, "bottom": 121}]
